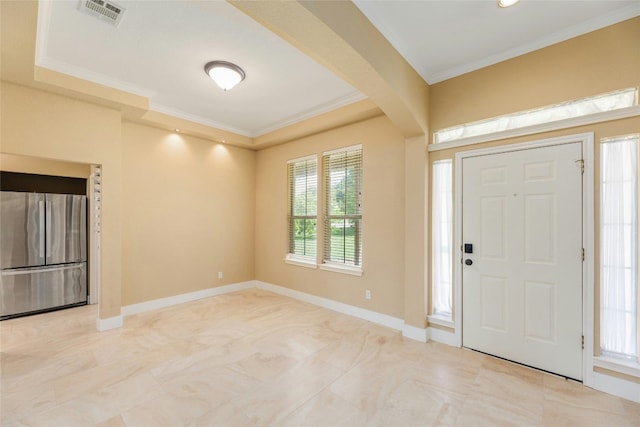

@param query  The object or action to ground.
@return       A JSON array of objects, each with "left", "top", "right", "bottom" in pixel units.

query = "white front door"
[{"left": 462, "top": 142, "right": 583, "bottom": 380}]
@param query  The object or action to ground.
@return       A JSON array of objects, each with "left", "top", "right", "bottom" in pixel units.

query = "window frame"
[
  {"left": 320, "top": 145, "right": 363, "bottom": 276},
  {"left": 285, "top": 154, "right": 318, "bottom": 267},
  {"left": 429, "top": 159, "right": 454, "bottom": 326},
  {"left": 598, "top": 134, "right": 639, "bottom": 364}
]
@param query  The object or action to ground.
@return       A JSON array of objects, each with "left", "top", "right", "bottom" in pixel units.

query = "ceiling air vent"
[{"left": 80, "top": 0, "right": 125, "bottom": 26}]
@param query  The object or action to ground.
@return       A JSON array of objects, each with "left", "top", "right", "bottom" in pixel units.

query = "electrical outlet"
[
  {"left": 365, "top": 289, "right": 372, "bottom": 300},
  {"left": 218, "top": 272, "right": 223, "bottom": 279}
]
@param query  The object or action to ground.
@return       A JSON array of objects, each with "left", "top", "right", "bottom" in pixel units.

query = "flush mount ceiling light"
[
  {"left": 204, "top": 61, "right": 246, "bottom": 91},
  {"left": 498, "top": 0, "right": 520, "bottom": 7}
]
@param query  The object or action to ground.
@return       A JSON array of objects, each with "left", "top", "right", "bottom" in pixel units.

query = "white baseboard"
[
  {"left": 428, "top": 326, "right": 458, "bottom": 346},
  {"left": 589, "top": 370, "right": 640, "bottom": 403},
  {"left": 255, "top": 280, "right": 405, "bottom": 332},
  {"left": 96, "top": 315, "right": 123, "bottom": 331},
  {"left": 99, "top": 280, "right": 458, "bottom": 347},
  {"left": 402, "top": 324, "right": 428, "bottom": 342},
  {"left": 121, "top": 281, "right": 255, "bottom": 317}
]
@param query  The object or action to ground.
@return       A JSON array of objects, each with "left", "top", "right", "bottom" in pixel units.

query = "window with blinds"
[
  {"left": 322, "top": 145, "right": 362, "bottom": 267},
  {"left": 287, "top": 156, "right": 318, "bottom": 260}
]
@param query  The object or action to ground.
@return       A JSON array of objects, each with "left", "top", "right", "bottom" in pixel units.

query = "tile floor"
[{"left": 1, "top": 289, "right": 639, "bottom": 426}]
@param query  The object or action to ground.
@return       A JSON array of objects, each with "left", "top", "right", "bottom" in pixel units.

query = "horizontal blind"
[
  {"left": 323, "top": 145, "right": 362, "bottom": 266},
  {"left": 287, "top": 156, "right": 317, "bottom": 258}
]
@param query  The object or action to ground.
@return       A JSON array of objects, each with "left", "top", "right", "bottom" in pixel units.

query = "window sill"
[
  {"left": 427, "top": 314, "right": 454, "bottom": 329},
  {"left": 593, "top": 355, "right": 640, "bottom": 379},
  {"left": 319, "top": 262, "right": 363, "bottom": 277},
  {"left": 284, "top": 256, "right": 317, "bottom": 269}
]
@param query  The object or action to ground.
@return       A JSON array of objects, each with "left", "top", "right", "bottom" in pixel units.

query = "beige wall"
[
  {"left": 121, "top": 122, "right": 256, "bottom": 305},
  {"left": 255, "top": 115, "right": 406, "bottom": 318},
  {"left": 430, "top": 16, "right": 640, "bottom": 133},
  {"left": 0, "top": 154, "right": 91, "bottom": 178},
  {"left": 0, "top": 81, "right": 122, "bottom": 318}
]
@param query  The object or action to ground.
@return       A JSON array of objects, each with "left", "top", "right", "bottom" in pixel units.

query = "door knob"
[{"left": 465, "top": 259, "right": 473, "bottom": 266}]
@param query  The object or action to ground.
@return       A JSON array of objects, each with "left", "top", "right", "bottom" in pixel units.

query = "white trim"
[
  {"left": 583, "top": 134, "right": 597, "bottom": 390},
  {"left": 319, "top": 263, "right": 363, "bottom": 277},
  {"left": 402, "top": 324, "right": 428, "bottom": 343},
  {"left": 254, "top": 91, "right": 367, "bottom": 136},
  {"left": 255, "top": 280, "right": 404, "bottom": 331},
  {"left": 454, "top": 133, "right": 595, "bottom": 381},
  {"left": 429, "top": 106, "right": 640, "bottom": 152},
  {"left": 427, "top": 4, "right": 640, "bottom": 84},
  {"left": 427, "top": 314, "right": 454, "bottom": 329},
  {"left": 322, "top": 144, "right": 363, "bottom": 157},
  {"left": 121, "top": 281, "right": 255, "bottom": 316},
  {"left": 284, "top": 256, "right": 318, "bottom": 269},
  {"left": 35, "top": 0, "right": 52, "bottom": 70},
  {"left": 287, "top": 154, "right": 317, "bottom": 165},
  {"left": 589, "top": 370, "right": 640, "bottom": 403},
  {"left": 594, "top": 356, "right": 640, "bottom": 379},
  {"left": 428, "top": 327, "right": 458, "bottom": 347},
  {"left": 149, "top": 103, "right": 252, "bottom": 137},
  {"left": 88, "top": 165, "right": 101, "bottom": 306},
  {"left": 96, "top": 315, "right": 123, "bottom": 331},
  {"left": 453, "top": 147, "right": 464, "bottom": 347}
]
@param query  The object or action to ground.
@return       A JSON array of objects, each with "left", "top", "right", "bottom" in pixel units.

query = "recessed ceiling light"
[
  {"left": 204, "top": 61, "right": 246, "bottom": 91},
  {"left": 498, "top": 0, "right": 520, "bottom": 7},
  {"left": 174, "top": 128, "right": 181, "bottom": 133}
]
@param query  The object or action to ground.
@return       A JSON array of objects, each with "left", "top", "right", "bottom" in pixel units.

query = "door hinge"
[
  {"left": 582, "top": 248, "right": 585, "bottom": 262},
  {"left": 576, "top": 159, "right": 585, "bottom": 174},
  {"left": 582, "top": 335, "right": 585, "bottom": 350}
]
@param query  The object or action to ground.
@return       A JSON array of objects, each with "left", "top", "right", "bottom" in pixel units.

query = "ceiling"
[{"left": 36, "top": 0, "right": 640, "bottom": 138}]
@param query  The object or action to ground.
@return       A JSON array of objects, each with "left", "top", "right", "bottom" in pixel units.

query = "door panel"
[
  {"left": 46, "top": 194, "right": 87, "bottom": 265},
  {"left": 0, "top": 263, "right": 87, "bottom": 318},
  {"left": 462, "top": 142, "right": 583, "bottom": 380},
  {"left": 0, "top": 192, "right": 45, "bottom": 269}
]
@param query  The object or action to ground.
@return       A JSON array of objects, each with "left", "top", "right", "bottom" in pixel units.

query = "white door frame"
[{"left": 453, "top": 132, "right": 595, "bottom": 383}]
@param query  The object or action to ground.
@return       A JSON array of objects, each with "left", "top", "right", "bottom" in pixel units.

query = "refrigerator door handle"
[
  {"left": 39, "top": 200, "right": 45, "bottom": 258},
  {"left": 1, "top": 262, "right": 86, "bottom": 276},
  {"left": 46, "top": 200, "right": 52, "bottom": 258}
]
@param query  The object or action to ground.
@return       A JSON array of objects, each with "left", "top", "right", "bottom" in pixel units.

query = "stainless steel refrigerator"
[{"left": 0, "top": 191, "right": 87, "bottom": 319}]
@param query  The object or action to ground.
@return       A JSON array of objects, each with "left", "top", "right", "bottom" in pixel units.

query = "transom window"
[{"left": 435, "top": 88, "right": 638, "bottom": 144}]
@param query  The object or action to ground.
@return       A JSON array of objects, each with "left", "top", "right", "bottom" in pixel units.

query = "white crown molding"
[
  {"left": 428, "top": 3, "right": 640, "bottom": 83},
  {"left": 36, "top": 56, "right": 155, "bottom": 99},
  {"left": 148, "top": 102, "right": 253, "bottom": 137},
  {"left": 252, "top": 91, "right": 367, "bottom": 136},
  {"left": 35, "top": 57, "right": 365, "bottom": 140},
  {"left": 150, "top": 91, "right": 365, "bottom": 138},
  {"left": 35, "top": 0, "right": 53, "bottom": 67}
]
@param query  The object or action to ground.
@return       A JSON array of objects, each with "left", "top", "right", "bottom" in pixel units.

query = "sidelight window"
[
  {"left": 431, "top": 160, "right": 453, "bottom": 319},
  {"left": 600, "top": 134, "right": 639, "bottom": 361}
]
